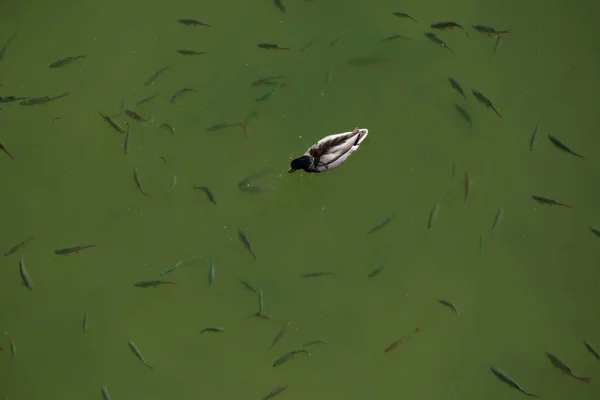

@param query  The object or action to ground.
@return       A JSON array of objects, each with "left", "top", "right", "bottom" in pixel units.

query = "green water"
[{"left": 2, "top": 0, "right": 600, "bottom": 398}]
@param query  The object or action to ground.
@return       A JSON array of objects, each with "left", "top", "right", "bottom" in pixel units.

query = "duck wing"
[{"left": 310, "top": 130, "right": 361, "bottom": 166}]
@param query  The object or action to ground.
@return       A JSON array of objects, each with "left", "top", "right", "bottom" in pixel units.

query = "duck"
[{"left": 288, "top": 127, "right": 369, "bottom": 173}]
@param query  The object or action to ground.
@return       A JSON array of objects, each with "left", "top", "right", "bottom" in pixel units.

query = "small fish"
[
  {"left": 10, "top": 340, "right": 16, "bottom": 366},
  {"left": 368, "top": 262, "right": 387, "bottom": 278},
  {"left": 134, "top": 280, "right": 175, "bottom": 288},
  {"left": 99, "top": 112, "right": 124, "bottom": 133},
  {"left": 128, "top": 340, "right": 154, "bottom": 371},
  {"left": 382, "top": 33, "right": 411, "bottom": 42},
  {"left": 160, "top": 259, "right": 185, "bottom": 276},
  {"left": 431, "top": 22, "right": 466, "bottom": 33},
  {"left": 547, "top": 134, "right": 585, "bottom": 159},
  {"left": 49, "top": 55, "right": 86, "bottom": 68},
  {"left": 170, "top": 88, "right": 198, "bottom": 104},
  {"left": 144, "top": 66, "right": 170, "bottom": 86},
  {"left": 367, "top": 214, "right": 395, "bottom": 234},
  {"left": 19, "top": 251, "right": 34, "bottom": 291},
  {"left": 101, "top": 385, "right": 111, "bottom": 400},
  {"left": 329, "top": 30, "right": 347, "bottom": 46},
  {"left": 54, "top": 244, "right": 99, "bottom": 255},
  {"left": 492, "top": 207, "right": 504, "bottom": 238},
  {"left": 206, "top": 121, "right": 244, "bottom": 131},
  {"left": 257, "top": 43, "right": 290, "bottom": 50},
  {"left": 392, "top": 12, "right": 418, "bottom": 23},
  {"left": 472, "top": 25, "right": 510, "bottom": 36},
  {"left": 0, "top": 33, "right": 17, "bottom": 63},
  {"left": 438, "top": 299, "right": 459, "bottom": 317},
  {"left": 583, "top": 340, "right": 600, "bottom": 359},
  {"left": 160, "top": 122, "right": 175, "bottom": 135},
  {"left": 272, "top": 349, "right": 310, "bottom": 367},
  {"left": 168, "top": 175, "right": 177, "bottom": 192},
  {"left": 300, "top": 37, "right": 318, "bottom": 52},
  {"left": 589, "top": 226, "right": 600, "bottom": 238},
  {"left": 270, "top": 320, "right": 292, "bottom": 349},
  {"left": 177, "top": 49, "right": 206, "bottom": 56},
  {"left": 237, "top": 278, "right": 258, "bottom": 293},
  {"left": 300, "top": 272, "right": 335, "bottom": 278},
  {"left": 81, "top": 310, "right": 89, "bottom": 333},
  {"left": 200, "top": 326, "right": 225, "bottom": 334},
  {"left": 242, "top": 111, "right": 259, "bottom": 138},
  {"left": 124, "top": 123, "right": 131, "bottom": 154},
  {"left": 258, "top": 289, "right": 265, "bottom": 314},
  {"left": 251, "top": 76, "right": 284, "bottom": 86},
  {"left": 545, "top": 352, "right": 590, "bottom": 382},
  {"left": 208, "top": 253, "right": 215, "bottom": 286},
  {"left": 463, "top": 171, "right": 471, "bottom": 207},
  {"left": 263, "top": 384, "right": 288, "bottom": 400},
  {"left": 428, "top": 192, "right": 451, "bottom": 229},
  {"left": 192, "top": 185, "right": 216, "bottom": 205},
  {"left": 529, "top": 114, "right": 543, "bottom": 151},
  {"left": 425, "top": 32, "right": 455, "bottom": 54},
  {"left": 448, "top": 78, "right": 466, "bottom": 100},
  {"left": 255, "top": 83, "right": 286, "bottom": 102},
  {"left": 489, "top": 35, "right": 502, "bottom": 63},
  {"left": 178, "top": 19, "right": 211, "bottom": 27},
  {"left": 133, "top": 168, "right": 150, "bottom": 197},
  {"left": 531, "top": 195, "right": 571, "bottom": 208},
  {"left": 302, "top": 340, "right": 328, "bottom": 347},
  {"left": 384, "top": 329, "right": 420, "bottom": 353},
  {"left": 124, "top": 109, "right": 151, "bottom": 123},
  {"left": 489, "top": 366, "right": 540, "bottom": 398},
  {"left": 4, "top": 235, "right": 34, "bottom": 256},
  {"left": 136, "top": 93, "right": 159, "bottom": 105},
  {"left": 273, "top": 0, "right": 286, "bottom": 13},
  {"left": 238, "top": 229, "right": 257, "bottom": 261},
  {"left": 238, "top": 169, "right": 271, "bottom": 193},
  {"left": 472, "top": 89, "right": 502, "bottom": 118},
  {"left": 479, "top": 234, "right": 485, "bottom": 253},
  {"left": 0, "top": 139, "right": 15, "bottom": 160},
  {"left": 20, "top": 92, "right": 70, "bottom": 106}
]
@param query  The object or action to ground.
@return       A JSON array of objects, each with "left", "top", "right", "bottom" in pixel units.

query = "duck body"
[{"left": 289, "top": 127, "right": 369, "bottom": 173}]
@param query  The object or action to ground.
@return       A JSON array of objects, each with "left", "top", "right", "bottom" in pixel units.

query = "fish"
[
  {"left": 425, "top": 32, "right": 455, "bottom": 54},
  {"left": 10, "top": 340, "right": 16, "bottom": 366},
  {"left": 101, "top": 385, "right": 111, "bottom": 400},
  {"left": 531, "top": 195, "right": 571, "bottom": 208},
  {"left": 272, "top": 349, "right": 310, "bottom": 367},
  {"left": 255, "top": 83, "right": 286, "bottom": 102},
  {"left": 263, "top": 384, "right": 288, "bottom": 400},
  {"left": 242, "top": 111, "right": 259, "bottom": 138},
  {"left": 206, "top": 122, "right": 244, "bottom": 131},
  {"left": 208, "top": 253, "right": 215, "bottom": 286},
  {"left": 134, "top": 280, "right": 175, "bottom": 288},
  {"left": 177, "top": 49, "right": 206, "bottom": 56},
  {"left": 438, "top": 299, "right": 459, "bottom": 317},
  {"left": 367, "top": 214, "right": 395, "bottom": 234},
  {"left": 19, "top": 251, "right": 34, "bottom": 291},
  {"left": 300, "top": 272, "right": 335, "bottom": 278},
  {"left": 237, "top": 278, "right": 258, "bottom": 293},
  {"left": 428, "top": 191, "right": 451, "bottom": 229},
  {"left": 545, "top": 352, "right": 590, "bottom": 382},
  {"left": 170, "top": 88, "right": 198, "bottom": 104},
  {"left": 144, "top": 66, "right": 170, "bottom": 86},
  {"left": 454, "top": 105, "right": 473, "bottom": 130},
  {"left": 133, "top": 168, "right": 150, "bottom": 197},
  {"left": 83, "top": 311, "right": 89, "bottom": 333},
  {"left": 258, "top": 290, "right": 265, "bottom": 314},
  {"left": 168, "top": 175, "right": 177, "bottom": 192},
  {"left": 489, "top": 366, "right": 540, "bottom": 398},
  {"left": 238, "top": 229, "right": 257, "bottom": 261},
  {"left": 529, "top": 114, "right": 543, "bottom": 151},
  {"left": 128, "top": 340, "right": 154, "bottom": 371},
  {"left": 251, "top": 76, "right": 284, "bottom": 86},
  {"left": 431, "top": 22, "right": 466, "bottom": 34},
  {"left": 20, "top": 92, "right": 70, "bottom": 106},
  {"left": 238, "top": 169, "right": 272, "bottom": 193},
  {"left": 0, "top": 33, "right": 17, "bottom": 63},
  {"left": 479, "top": 234, "right": 485, "bottom": 253},
  {"left": 547, "top": 135, "right": 585, "bottom": 158},
  {"left": 300, "top": 37, "right": 318, "bottom": 52},
  {"left": 124, "top": 109, "right": 152, "bottom": 123},
  {"left": 489, "top": 36, "right": 502, "bottom": 63},
  {"left": 160, "top": 122, "right": 175, "bottom": 135},
  {"left": 472, "top": 25, "right": 510, "bottom": 36},
  {"left": 368, "top": 262, "right": 387, "bottom": 278},
  {"left": 160, "top": 259, "right": 185, "bottom": 276},
  {"left": 463, "top": 171, "right": 471, "bottom": 207},
  {"left": 382, "top": 33, "right": 411, "bottom": 42},
  {"left": 392, "top": 12, "right": 418, "bottom": 23},
  {"left": 302, "top": 340, "right": 328, "bottom": 347},
  {"left": 4, "top": 235, "right": 34, "bottom": 256},
  {"left": 273, "top": 0, "right": 286, "bottom": 13},
  {"left": 49, "top": 55, "right": 86, "bottom": 68},
  {"left": 257, "top": 43, "right": 290, "bottom": 50},
  {"left": 384, "top": 329, "right": 420, "bottom": 353},
  {"left": 178, "top": 19, "right": 211, "bottom": 27},
  {"left": 472, "top": 89, "right": 502, "bottom": 118},
  {"left": 99, "top": 112, "right": 124, "bottom": 133},
  {"left": 136, "top": 93, "right": 159, "bottom": 105},
  {"left": 270, "top": 320, "right": 292, "bottom": 349},
  {"left": 583, "top": 340, "right": 600, "bottom": 359},
  {"left": 448, "top": 78, "right": 466, "bottom": 100},
  {"left": 492, "top": 207, "right": 504, "bottom": 238},
  {"left": 329, "top": 30, "right": 347, "bottom": 47},
  {"left": 54, "top": 244, "right": 99, "bottom": 255},
  {"left": 589, "top": 226, "right": 600, "bottom": 238},
  {"left": 124, "top": 122, "right": 131, "bottom": 154},
  {"left": 200, "top": 327, "right": 225, "bottom": 334},
  {"left": 192, "top": 185, "right": 216, "bottom": 205}
]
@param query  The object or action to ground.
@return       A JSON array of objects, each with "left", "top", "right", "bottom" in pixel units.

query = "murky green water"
[{"left": 1, "top": 0, "right": 600, "bottom": 399}]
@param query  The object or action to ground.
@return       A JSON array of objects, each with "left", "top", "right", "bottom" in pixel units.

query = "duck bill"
[{"left": 287, "top": 168, "right": 296, "bottom": 173}]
